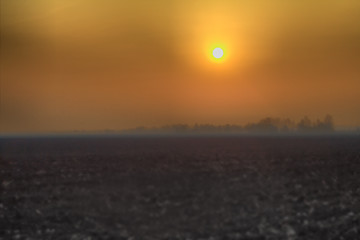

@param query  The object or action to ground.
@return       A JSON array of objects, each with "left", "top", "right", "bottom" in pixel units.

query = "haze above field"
[{"left": 1, "top": 0, "right": 360, "bottom": 133}]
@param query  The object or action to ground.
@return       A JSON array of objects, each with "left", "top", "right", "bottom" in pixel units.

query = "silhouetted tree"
[
  {"left": 297, "top": 116, "right": 313, "bottom": 132},
  {"left": 123, "top": 115, "right": 336, "bottom": 134},
  {"left": 313, "top": 115, "right": 334, "bottom": 132},
  {"left": 323, "top": 114, "right": 334, "bottom": 131}
]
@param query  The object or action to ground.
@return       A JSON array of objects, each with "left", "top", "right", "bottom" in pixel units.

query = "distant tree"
[
  {"left": 245, "top": 117, "right": 278, "bottom": 132},
  {"left": 297, "top": 116, "right": 313, "bottom": 132},
  {"left": 122, "top": 115, "right": 336, "bottom": 134},
  {"left": 311, "top": 115, "right": 334, "bottom": 132},
  {"left": 323, "top": 114, "right": 334, "bottom": 131},
  {"left": 279, "top": 118, "right": 296, "bottom": 132}
]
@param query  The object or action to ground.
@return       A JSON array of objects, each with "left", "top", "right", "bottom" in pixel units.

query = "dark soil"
[{"left": 1, "top": 136, "right": 360, "bottom": 240}]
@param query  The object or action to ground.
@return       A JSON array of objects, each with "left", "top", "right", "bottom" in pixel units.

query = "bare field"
[{"left": 1, "top": 136, "right": 360, "bottom": 240}]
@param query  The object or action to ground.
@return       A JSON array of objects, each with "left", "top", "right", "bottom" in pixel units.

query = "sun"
[
  {"left": 209, "top": 45, "right": 227, "bottom": 63},
  {"left": 202, "top": 42, "right": 230, "bottom": 65},
  {"left": 212, "top": 48, "right": 224, "bottom": 59}
]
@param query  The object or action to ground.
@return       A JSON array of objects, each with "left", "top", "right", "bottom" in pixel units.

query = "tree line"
[{"left": 123, "top": 115, "right": 334, "bottom": 134}]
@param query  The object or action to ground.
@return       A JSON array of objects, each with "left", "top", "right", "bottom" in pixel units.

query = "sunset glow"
[{"left": 1, "top": 0, "right": 360, "bottom": 133}]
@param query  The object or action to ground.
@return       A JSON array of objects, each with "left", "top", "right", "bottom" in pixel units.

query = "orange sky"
[{"left": 1, "top": 0, "right": 360, "bottom": 133}]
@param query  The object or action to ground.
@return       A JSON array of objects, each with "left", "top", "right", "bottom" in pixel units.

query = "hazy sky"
[{"left": 1, "top": 0, "right": 360, "bottom": 133}]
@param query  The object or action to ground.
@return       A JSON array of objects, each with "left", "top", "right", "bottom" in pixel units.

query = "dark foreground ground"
[{"left": 1, "top": 136, "right": 360, "bottom": 240}]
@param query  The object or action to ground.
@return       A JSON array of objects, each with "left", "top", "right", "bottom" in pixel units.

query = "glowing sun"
[{"left": 212, "top": 47, "right": 224, "bottom": 59}]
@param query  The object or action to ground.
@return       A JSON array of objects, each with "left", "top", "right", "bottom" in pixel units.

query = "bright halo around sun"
[{"left": 213, "top": 48, "right": 223, "bottom": 59}]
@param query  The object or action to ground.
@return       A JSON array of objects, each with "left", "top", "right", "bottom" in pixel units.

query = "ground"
[{"left": 1, "top": 136, "right": 360, "bottom": 239}]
